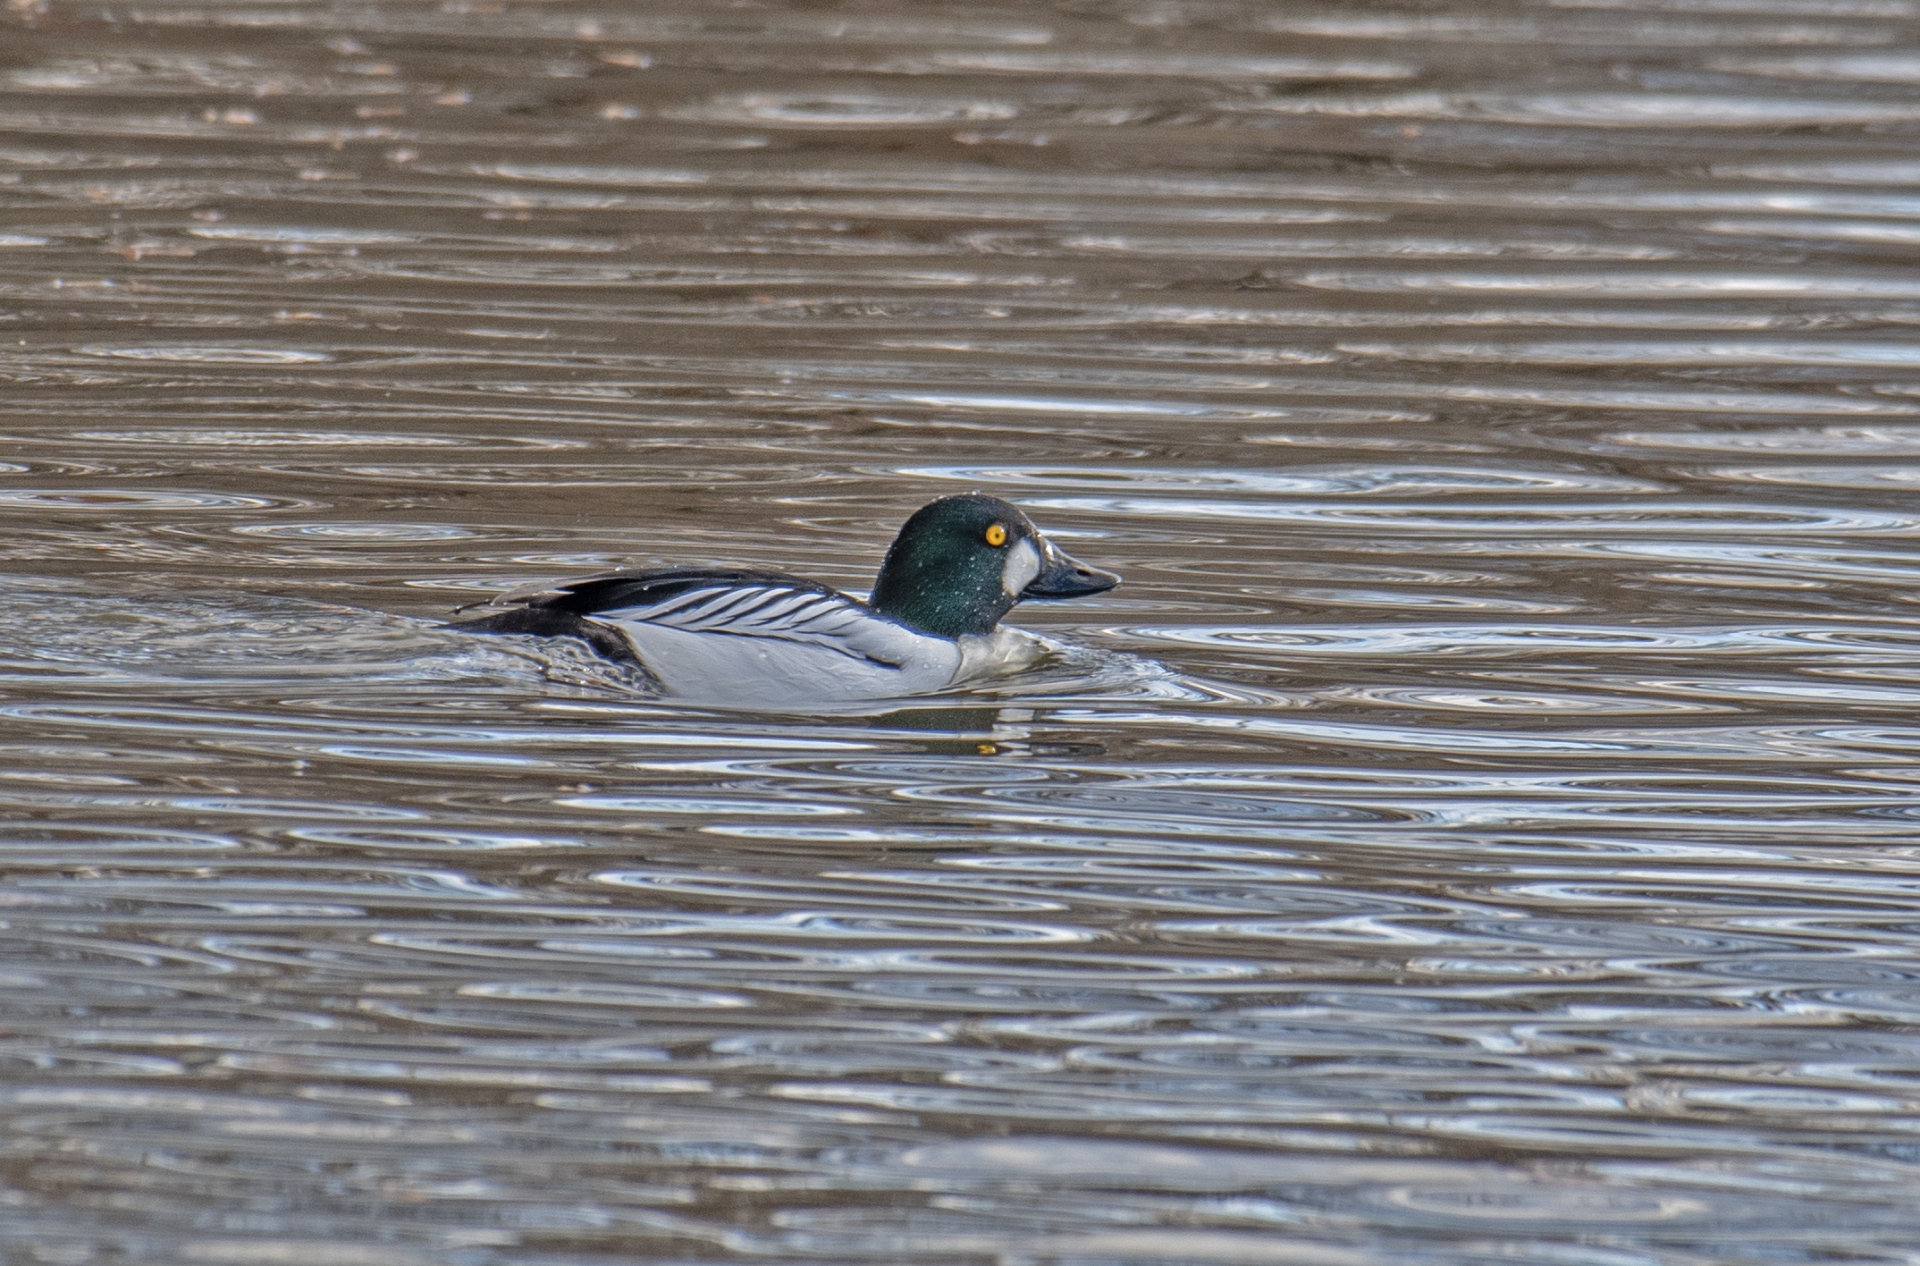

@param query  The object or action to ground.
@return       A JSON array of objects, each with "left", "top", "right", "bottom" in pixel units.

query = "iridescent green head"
[{"left": 869, "top": 494, "right": 1119, "bottom": 638}]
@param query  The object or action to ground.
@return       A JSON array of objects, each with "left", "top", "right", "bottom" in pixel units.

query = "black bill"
[{"left": 1023, "top": 539, "right": 1121, "bottom": 599}]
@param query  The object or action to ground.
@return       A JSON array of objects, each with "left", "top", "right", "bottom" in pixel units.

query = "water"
[{"left": 5, "top": 0, "right": 1920, "bottom": 1260}]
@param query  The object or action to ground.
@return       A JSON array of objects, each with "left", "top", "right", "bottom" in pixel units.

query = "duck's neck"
[{"left": 871, "top": 551, "right": 1009, "bottom": 638}]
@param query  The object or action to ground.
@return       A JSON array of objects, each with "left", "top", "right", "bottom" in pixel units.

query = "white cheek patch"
[{"left": 1002, "top": 537, "right": 1041, "bottom": 596}]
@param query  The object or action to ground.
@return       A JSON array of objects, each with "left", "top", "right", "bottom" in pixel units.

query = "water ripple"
[
  {"left": 0, "top": 488, "right": 298, "bottom": 511},
  {"left": 7, "top": 2, "right": 1920, "bottom": 1260},
  {"left": 901, "top": 464, "right": 1663, "bottom": 496},
  {"left": 1027, "top": 496, "right": 1920, "bottom": 535}
]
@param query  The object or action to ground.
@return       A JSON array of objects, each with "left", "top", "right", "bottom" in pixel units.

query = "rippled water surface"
[{"left": 8, "top": 0, "right": 1920, "bottom": 1261}]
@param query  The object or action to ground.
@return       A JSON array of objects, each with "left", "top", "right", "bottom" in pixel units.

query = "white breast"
[{"left": 955, "top": 627, "right": 1048, "bottom": 684}]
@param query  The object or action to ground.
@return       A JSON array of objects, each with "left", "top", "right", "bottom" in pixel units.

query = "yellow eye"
[{"left": 984, "top": 523, "right": 1008, "bottom": 547}]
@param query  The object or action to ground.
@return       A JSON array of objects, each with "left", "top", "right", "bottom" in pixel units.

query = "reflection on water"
[{"left": 7, "top": 0, "right": 1920, "bottom": 1260}]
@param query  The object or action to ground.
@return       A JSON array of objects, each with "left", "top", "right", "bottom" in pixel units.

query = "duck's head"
[{"left": 869, "top": 494, "right": 1120, "bottom": 638}]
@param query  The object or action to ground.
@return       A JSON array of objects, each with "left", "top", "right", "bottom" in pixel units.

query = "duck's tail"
[{"left": 444, "top": 607, "right": 655, "bottom": 679}]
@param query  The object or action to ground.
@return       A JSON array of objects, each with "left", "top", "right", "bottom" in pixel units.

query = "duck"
[{"left": 446, "top": 494, "right": 1119, "bottom": 706}]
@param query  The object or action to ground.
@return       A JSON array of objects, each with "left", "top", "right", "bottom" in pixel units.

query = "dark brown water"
[{"left": 7, "top": 1, "right": 1920, "bottom": 1261}]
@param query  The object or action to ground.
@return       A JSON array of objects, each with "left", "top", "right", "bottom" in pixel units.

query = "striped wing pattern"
[{"left": 586, "top": 578, "right": 912, "bottom": 668}]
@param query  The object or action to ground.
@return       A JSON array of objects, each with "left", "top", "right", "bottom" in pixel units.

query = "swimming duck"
[{"left": 447, "top": 494, "right": 1119, "bottom": 706}]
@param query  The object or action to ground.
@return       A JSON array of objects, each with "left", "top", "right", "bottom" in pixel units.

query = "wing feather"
[
  {"left": 463, "top": 568, "right": 923, "bottom": 669},
  {"left": 606, "top": 586, "right": 909, "bottom": 666}
]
